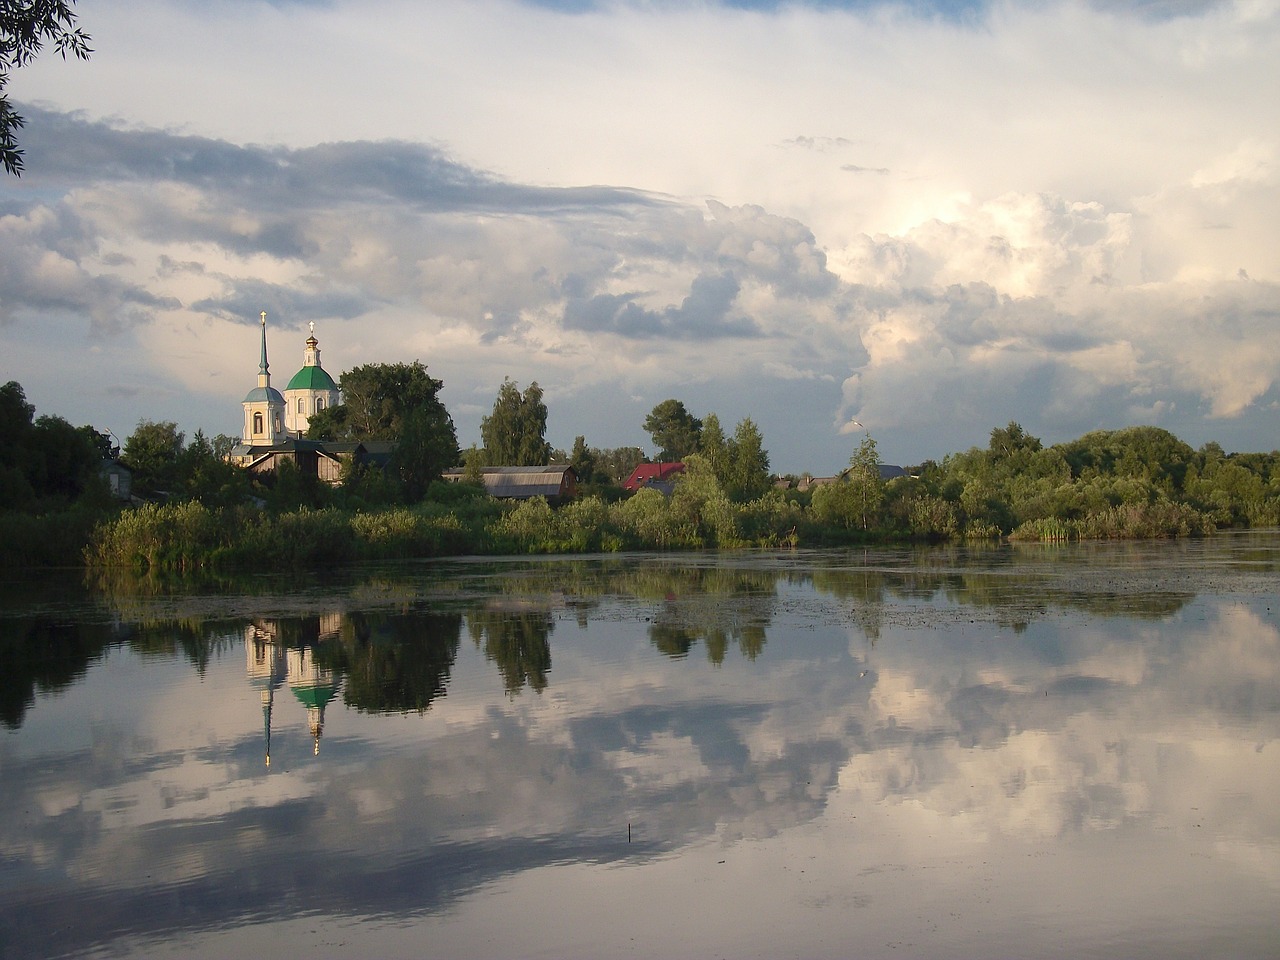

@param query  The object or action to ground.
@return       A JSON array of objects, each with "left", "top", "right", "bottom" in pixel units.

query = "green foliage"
[
  {"left": 179, "top": 430, "right": 252, "bottom": 508},
  {"left": 612, "top": 487, "right": 684, "bottom": 548},
  {"left": 330, "top": 361, "right": 450, "bottom": 440},
  {"left": 699, "top": 414, "right": 729, "bottom": 482},
  {"left": 480, "top": 379, "right": 551, "bottom": 466},
  {"left": 569, "top": 435, "right": 598, "bottom": 485},
  {"left": 0, "top": 383, "right": 111, "bottom": 511},
  {"left": 86, "top": 501, "right": 225, "bottom": 572},
  {"left": 122, "top": 419, "right": 184, "bottom": 495},
  {"left": 725, "top": 417, "right": 772, "bottom": 502},
  {"left": 306, "top": 361, "right": 459, "bottom": 499},
  {"left": 1, "top": 0, "right": 92, "bottom": 176},
  {"left": 59, "top": 397, "right": 1280, "bottom": 574},
  {"left": 812, "top": 434, "right": 885, "bottom": 535},
  {"left": 0, "top": 504, "right": 109, "bottom": 567},
  {"left": 643, "top": 398, "right": 702, "bottom": 461},
  {"left": 394, "top": 403, "right": 462, "bottom": 498},
  {"left": 669, "top": 456, "right": 738, "bottom": 546}
]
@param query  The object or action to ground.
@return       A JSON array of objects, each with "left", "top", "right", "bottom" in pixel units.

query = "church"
[{"left": 229, "top": 312, "right": 348, "bottom": 481}]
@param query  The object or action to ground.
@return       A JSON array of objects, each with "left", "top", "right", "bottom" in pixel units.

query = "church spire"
[{"left": 258, "top": 311, "right": 271, "bottom": 389}]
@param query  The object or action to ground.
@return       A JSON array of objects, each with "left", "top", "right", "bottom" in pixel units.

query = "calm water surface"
[{"left": 3, "top": 534, "right": 1279, "bottom": 959}]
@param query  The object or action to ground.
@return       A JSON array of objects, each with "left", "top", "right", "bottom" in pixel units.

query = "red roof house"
[{"left": 622, "top": 462, "right": 686, "bottom": 494}]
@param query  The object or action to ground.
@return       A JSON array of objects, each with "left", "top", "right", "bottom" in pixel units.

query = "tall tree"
[
  {"left": 847, "top": 433, "right": 885, "bottom": 530},
  {"left": 643, "top": 399, "right": 702, "bottom": 461},
  {"left": 394, "top": 405, "right": 461, "bottom": 499},
  {"left": 480, "top": 379, "right": 551, "bottom": 466},
  {"left": 725, "top": 417, "right": 771, "bottom": 502},
  {"left": 569, "top": 435, "right": 598, "bottom": 485},
  {"left": 2, "top": 0, "right": 92, "bottom": 175},
  {"left": 699, "top": 413, "right": 729, "bottom": 484}
]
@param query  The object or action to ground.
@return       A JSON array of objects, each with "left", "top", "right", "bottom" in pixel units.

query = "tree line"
[{"left": 3, "top": 365, "right": 1280, "bottom": 572}]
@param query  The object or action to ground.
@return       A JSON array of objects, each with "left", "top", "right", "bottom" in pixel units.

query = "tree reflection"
[
  {"left": 0, "top": 616, "right": 120, "bottom": 728},
  {"left": 467, "top": 608, "right": 553, "bottom": 694},
  {"left": 322, "top": 610, "right": 463, "bottom": 714},
  {"left": 639, "top": 565, "right": 775, "bottom": 663}
]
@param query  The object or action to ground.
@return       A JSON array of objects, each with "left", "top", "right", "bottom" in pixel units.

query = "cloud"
[
  {"left": 563, "top": 271, "right": 758, "bottom": 339},
  {"left": 4, "top": 0, "right": 1280, "bottom": 469}
]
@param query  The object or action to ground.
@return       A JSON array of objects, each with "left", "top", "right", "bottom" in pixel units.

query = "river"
[{"left": 3, "top": 533, "right": 1279, "bottom": 958}]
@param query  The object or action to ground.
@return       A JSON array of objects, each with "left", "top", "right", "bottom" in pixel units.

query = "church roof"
[
  {"left": 285, "top": 365, "right": 338, "bottom": 392},
  {"left": 243, "top": 385, "right": 285, "bottom": 404}
]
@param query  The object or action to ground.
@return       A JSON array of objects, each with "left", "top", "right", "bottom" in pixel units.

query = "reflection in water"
[
  {"left": 468, "top": 606, "right": 553, "bottom": 693},
  {"left": 246, "top": 616, "right": 343, "bottom": 764},
  {"left": 325, "top": 609, "right": 462, "bottom": 715},
  {"left": 1, "top": 536, "right": 1279, "bottom": 958}
]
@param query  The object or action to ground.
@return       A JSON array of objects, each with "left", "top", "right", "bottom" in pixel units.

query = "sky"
[{"left": 1, "top": 0, "right": 1277, "bottom": 474}]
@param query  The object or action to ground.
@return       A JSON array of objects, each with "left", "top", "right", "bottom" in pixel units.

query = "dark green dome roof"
[
  {"left": 293, "top": 684, "right": 338, "bottom": 709},
  {"left": 286, "top": 366, "right": 338, "bottom": 392}
]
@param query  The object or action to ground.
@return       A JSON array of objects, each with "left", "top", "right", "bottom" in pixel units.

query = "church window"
[
  {"left": 298, "top": 398, "right": 305, "bottom": 413},
  {"left": 253, "top": 412, "right": 263, "bottom": 435},
  {"left": 316, "top": 397, "right": 325, "bottom": 411}
]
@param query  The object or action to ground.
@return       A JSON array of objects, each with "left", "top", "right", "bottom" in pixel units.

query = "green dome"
[
  {"left": 286, "top": 366, "right": 338, "bottom": 392},
  {"left": 293, "top": 683, "right": 338, "bottom": 709}
]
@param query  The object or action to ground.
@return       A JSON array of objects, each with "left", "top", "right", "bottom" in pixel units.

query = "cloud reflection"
[{"left": 1, "top": 544, "right": 1278, "bottom": 956}]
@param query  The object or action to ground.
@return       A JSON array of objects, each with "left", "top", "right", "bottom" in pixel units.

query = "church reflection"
[
  {"left": 245, "top": 614, "right": 342, "bottom": 767},
  {"left": 242, "top": 607, "right": 471, "bottom": 763}
]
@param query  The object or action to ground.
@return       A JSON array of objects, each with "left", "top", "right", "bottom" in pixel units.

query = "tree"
[
  {"left": 122, "top": 420, "right": 184, "bottom": 495},
  {"left": 324, "top": 361, "right": 453, "bottom": 442},
  {"left": 25, "top": 414, "right": 100, "bottom": 501},
  {"left": 724, "top": 417, "right": 771, "bottom": 502},
  {"left": 643, "top": 399, "right": 702, "bottom": 461},
  {"left": 569, "top": 435, "right": 598, "bottom": 485},
  {"left": 394, "top": 404, "right": 461, "bottom": 499},
  {"left": 304, "top": 403, "right": 348, "bottom": 442},
  {"left": 0, "top": 380, "right": 34, "bottom": 451},
  {"left": 178, "top": 430, "right": 250, "bottom": 507},
  {"left": 988, "top": 421, "right": 1042, "bottom": 461},
  {"left": 480, "top": 379, "right": 550, "bottom": 466},
  {"left": 699, "top": 413, "right": 729, "bottom": 484},
  {"left": 305, "top": 361, "right": 459, "bottom": 496},
  {"left": 2, "top": 1, "right": 92, "bottom": 176},
  {"left": 846, "top": 433, "right": 885, "bottom": 530}
]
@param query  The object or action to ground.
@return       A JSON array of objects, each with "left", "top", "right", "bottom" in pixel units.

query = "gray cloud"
[
  {"left": 563, "top": 271, "right": 757, "bottom": 340},
  {"left": 191, "top": 281, "right": 370, "bottom": 329},
  {"left": 18, "top": 105, "right": 662, "bottom": 218}
]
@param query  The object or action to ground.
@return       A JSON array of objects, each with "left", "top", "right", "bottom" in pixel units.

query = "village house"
[
  {"left": 442, "top": 465, "right": 578, "bottom": 503},
  {"left": 622, "top": 462, "right": 685, "bottom": 495}
]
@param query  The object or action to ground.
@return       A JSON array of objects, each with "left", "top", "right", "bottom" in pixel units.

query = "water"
[{"left": 3, "top": 534, "right": 1279, "bottom": 958}]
